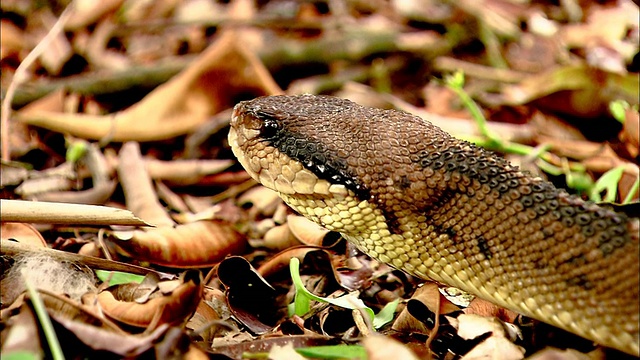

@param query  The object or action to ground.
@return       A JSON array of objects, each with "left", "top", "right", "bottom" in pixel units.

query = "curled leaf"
[
  {"left": 113, "top": 221, "right": 246, "bottom": 268},
  {"left": 98, "top": 270, "right": 202, "bottom": 329}
]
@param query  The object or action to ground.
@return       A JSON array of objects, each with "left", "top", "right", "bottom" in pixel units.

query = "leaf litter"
[{"left": 1, "top": 0, "right": 638, "bottom": 359}]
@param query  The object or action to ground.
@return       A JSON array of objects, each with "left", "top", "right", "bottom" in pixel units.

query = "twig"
[{"left": 1, "top": 3, "right": 75, "bottom": 161}]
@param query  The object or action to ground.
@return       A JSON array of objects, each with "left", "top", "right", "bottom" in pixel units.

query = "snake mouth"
[{"left": 230, "top": 108, "right": 349, "bottom": 198}]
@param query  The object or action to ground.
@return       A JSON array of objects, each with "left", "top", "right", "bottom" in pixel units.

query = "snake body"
[{"left": 229, "top": 94, "right": 639, "bottom": 355}]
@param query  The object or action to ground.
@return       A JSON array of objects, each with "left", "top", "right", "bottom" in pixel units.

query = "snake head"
[{"left": 230, "top": 95, "right": 364, "bottom": 197}]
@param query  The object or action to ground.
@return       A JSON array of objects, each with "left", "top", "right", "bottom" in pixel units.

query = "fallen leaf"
[
  {"left": 17, "top": 31, "right": 282, "bottom": 141},
  {"left": 98, "top": 270, "right": 202, "bottom": 329},
  {"left": 113, "top": 221, "right": 247, "bottom": 268}
]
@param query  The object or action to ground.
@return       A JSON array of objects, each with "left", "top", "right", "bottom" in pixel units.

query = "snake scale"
[{"left": 228, "top": 94, "right": 639, "bottom": 355}]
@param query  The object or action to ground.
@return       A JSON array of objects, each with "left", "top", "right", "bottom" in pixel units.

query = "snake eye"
[{"left": 261, "top": 120, "right": 279, "bottom": 138}]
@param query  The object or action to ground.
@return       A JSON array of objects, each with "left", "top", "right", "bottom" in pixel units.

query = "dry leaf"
[
  {"left": 287, "top": 215, "right": 331, "bottom": 246},
  {"left": 0, "top": 222, "right": 46, "bottom": 246},
  {"left": 98, "top": 271, "right": 203, "bottom": 329},
  {"left": 362, "top": 334, "right": 419, "bottom": 360},
  {"left": 1, "top": 19, "right": 28, "bottom": 60},
  {"left": 502, "top": 65, "right": 639, "bottom": 116},
  {"left": 262, "top": 223, "right": 301, "bottom": 251},
  {"left": 17, "top": 30, "right": 282, "bottom": 141},
  {"left": 64, "top": 0, "right": 124, "bottom": 31},
  {"left": 113, "top": 221, "right": 247, "bottom": 268},
  {"left": 33, "top": 9, "right": 73, "bottom": 75},
  {"left": 393, "top": 283, "right": 460, "bottom": 333},
  {"left": 456, "top": 314, "right": 525, "bottom": 360},
  {"left": 118, "top": 142, "right": 175, "bottom": 227}
]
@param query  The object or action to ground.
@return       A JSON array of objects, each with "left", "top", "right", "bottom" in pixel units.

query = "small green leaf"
[
  {"left": 590, "top": 166, "right": 625, "bottom": 203},
  {"left": 95, "top": 270, "right": 145, "bottom": 286},
  {"left": 566, "top": 171, "right": 594, "bottom": 193},
  {"left": 66, "top": 140, "right": 88, "bottom": 163},
  {"left": 445, "top": 70, "right": 465, "bottom": 89},
  {"left": 2, "top": 351, "right": 41, "bottom": 360},
  {"left": 289, "top": 257, "right": 312, "bottom": 316},
  {"left": 609, "top": 100, "right": 629, "bottom": 124},
  {"left": 289, "top": 258, "right": 375, "bottom": 324},
  {"left": 296, "top": 345, "right": 367, "bottom": 360},
  {"left": 373, "top": 299, "right": 400, "bottom": 329}
]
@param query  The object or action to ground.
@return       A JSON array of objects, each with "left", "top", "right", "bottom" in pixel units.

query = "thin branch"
[{"left": 1, "top": 2, "right": 75, "bottom": 161}]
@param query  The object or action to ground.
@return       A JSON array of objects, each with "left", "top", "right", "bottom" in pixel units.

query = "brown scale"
[{"left": 231, "top": 94, "right": 639, "bottom": 355}]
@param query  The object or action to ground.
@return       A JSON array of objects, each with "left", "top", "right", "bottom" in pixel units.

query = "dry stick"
[
  {"left": 117, "top": 142, "right": 175, "bottom": 227},
  {"left": 424, "top": 292, "right": 441, "bottom": 360},
  {"left": 1, "top": 3, "right": 75, "bottom": 161},
  {"left": 10, "top": 28, "right": 462, "bottom": 107},
  {"left": 0, "top": 199, "right": 150, "bottom": 226},
  {"left": 1, "top": 240, "right": 171, "bottom": 278},
  {"left": 10, "top": 57, "right": 191, "bottom": 108}
]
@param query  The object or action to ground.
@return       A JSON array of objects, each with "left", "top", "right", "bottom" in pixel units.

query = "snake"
[{"left": 228, "top": 94, "right": 640, "bottom": 356}]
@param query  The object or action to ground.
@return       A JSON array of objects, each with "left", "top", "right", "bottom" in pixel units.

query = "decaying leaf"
[
  {"left": 118, "top": 141, "right": 176, "bottom": 227},
  {"left": 0, "top": 222, "right": 46, "bottom": 246},
  {"left": 113, "top": 221, "right": 247, "bottom": 268},
  {"left": 287, "top": 215, "right": 333, "bottom": 247},
  {"left": 393, "top": 283, "right": 461, "bottom": 334},
  {"left": 217, "top": 256, "right": 280, "bottom": 334},
  {"left": 262, "top": 223, "right": 302, "bottom": 251},
  {"left": 16, "top": 30, "right": 282, "bottom": 141},
  {"left": 98, "top": 270, "right": 202, "bottom": 329},
  {"left": 502, "top": 64, "right": 639, "bottom": 117},
  {"left": 362, "top": 334, "right": 419, "bottom": 360},
  {"left": 455, "top": 314, "right": 525, "bottom": 360}
]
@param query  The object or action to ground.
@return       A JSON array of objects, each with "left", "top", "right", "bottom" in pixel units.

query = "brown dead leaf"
[
  {"left": 620, "top": 109, "right": 639, "bottom": 158},
  {"left": 16, "top": 30, "right": 282, "bottom": 141},
  {"left": 210, "top": 334, "right": 336, "bottom": 359},
  {"left": 0, "top": 222, "right": 46, "bottom": 246},
  {"left": 117, "top": 142, "right": 175, "bottom": 227},
  {"left": 268, "top": 342, "right": 307, "bottom": 360},
  {"left": 561, "top": 2, "right": 639, "bottom": 64},
  {"left": 144, "top": 158, "right": 234, "bottom": 185},
  {"left": 34, "top": 9, "right": 73, "bottom": 76},
  {"left": 464, "top": 297, "right": 518, "bottom": 324},
  {"left": 455, "top": 314, "right": 525, "bottom": 360},
  {"left": 217, "top": 256, "right": 279, "bottom": 334},
  {"left": 262, "top": 223, "right": 302, "bottom": 251},
  {"left": 288, "top": 214, "right": 333, "bottom": 247},
  {"left": 81, "top": 18, "right": 131, "bottom": 71},
  {"left": 1, "top": 20, "right": 28, "bottom": 61},
  {"left": 257, "top": 247, "right": 316, "bottom": 278},
  {"left": 64, "top": 0, "right": 124, "bottom": 31},
  {"left": 186, "top": 300, "right": 222, "bottom": 343},
  {"left": 393, "top": 283, "right": 460, "bottom": 334},
  {"left": 237, "top": 185, "right": 282, "bottom": 218},
  {"left": 362, "top": 334, "right": 419, "bottom": 360},
  {"left": 98, "top": 270, "right": 202, "bottom": 329},
  {"left": 0, "top": 302, "right": 44, "bottom": 358},
  {"left": 502, "top": 64, "right": 639, "bottom": 117},
  {"left": 39, "top": 290, "right": 123, "bottom": 333},
  {"left": 113, "top": 221, "right": 247, "bottom": 268}
]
